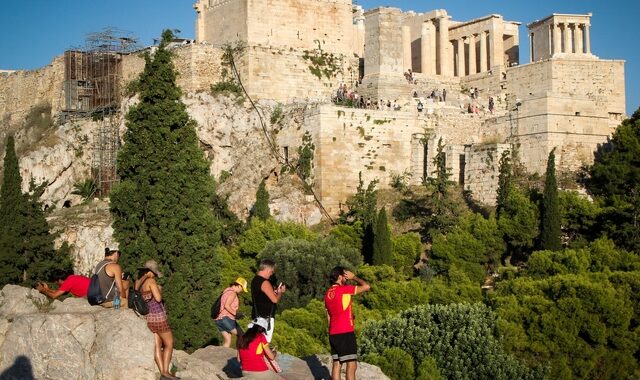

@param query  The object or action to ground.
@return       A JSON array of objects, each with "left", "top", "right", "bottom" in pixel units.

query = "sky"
[{"left": 0, "top": 0, "right": 637, "bottom": 114}]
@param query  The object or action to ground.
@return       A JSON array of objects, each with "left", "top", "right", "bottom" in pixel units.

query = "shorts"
[
  {"left": 216, "top": 316, "right": 239, "bottom": 333},
  {"left": 329, "top": 332, "right": 357, "bottom": 363}
]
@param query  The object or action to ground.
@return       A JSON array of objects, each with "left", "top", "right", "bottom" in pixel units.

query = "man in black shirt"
[{"left": 250, "top": 258, "right": 286, "bottom": 342}]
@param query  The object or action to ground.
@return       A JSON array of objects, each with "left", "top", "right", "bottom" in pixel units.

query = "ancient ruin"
[{"left": 0, "top": 0, "right": 627, "bottom": 217}]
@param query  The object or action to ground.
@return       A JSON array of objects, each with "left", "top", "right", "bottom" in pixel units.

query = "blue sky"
[{"left": 1, "top": 0, "right": 637, "bottom": 113}]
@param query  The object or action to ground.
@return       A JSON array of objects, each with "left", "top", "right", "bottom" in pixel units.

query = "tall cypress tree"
[
  {"left": 496, "top": 150, "right": 513, "bottom": 217},
  {"left": 372, "top": 208, "right": 392, "bottom": 265},
  {"left": 251, "top": 180, "right": 270, "bottom": 220},
  {"left": 110, "top": 30, "right": 221, "bottom": 350},
  {"left": 0, "top": 136, "right": 71, "bottom": 286},
  {"left": 541, "top": 148, "right": 561, "bottom": 250}
]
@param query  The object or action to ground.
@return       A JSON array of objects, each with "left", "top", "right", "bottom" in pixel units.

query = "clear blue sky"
[{"left": 1, "top": 0, "right": 637, "bottom": 113}]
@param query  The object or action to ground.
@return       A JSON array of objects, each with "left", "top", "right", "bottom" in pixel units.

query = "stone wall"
[{"left": 463, "top": 143, "right": 510, "bottom": 205}]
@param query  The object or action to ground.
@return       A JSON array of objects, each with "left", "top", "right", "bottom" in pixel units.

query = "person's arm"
[
  {"left": 261, "top": 280, "right": 286, "bottom": 304},
  {"left": 108, "top": 264, "right": 127, "bottom": 300},
  {"left": 262, "top": 342, "right": 277, "bottom": 360},
  {"left": 36, "top": 282, "right": 65, "bottom": 299},
  {"left": 344, "top": 270, "right": 370, "bottom": 294},
  {"left": 149, "top": 279, "right": 163, "bottom": 303}
]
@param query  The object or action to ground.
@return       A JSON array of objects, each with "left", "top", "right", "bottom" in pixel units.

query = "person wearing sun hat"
[
  {"left": 216, "top": 277, "right": 248, "bottom": 347},
  {"left": 237, "top": 317, "right": 284, "bottom": 379},
  {"left": 135, "top": 260, "right": 179, "bottom": 380}
]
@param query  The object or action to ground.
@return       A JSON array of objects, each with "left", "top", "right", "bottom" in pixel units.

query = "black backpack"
[
  {"left": 128, "top": 278, "right": 149, "bottom": 316},
  {"left": 211, "top": 289, "right": 232, "bottom": 319},
  {"left": 87, "top": 261, "right": 113, "bottom": 306}
]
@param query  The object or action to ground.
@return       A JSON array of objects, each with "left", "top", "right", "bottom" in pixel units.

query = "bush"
[
  {"left": 258, "top": 236, "right": 363, "bottom": 310},
  {"left": 391, "top": 233, "right": 422, "bottom": 273},
  {"left": 416, "top": 357, "right": 444, "bottom": 380},
  {"left": 363, "top": 347, "right": 415, "bottom": 380},
  {"left": 237, "top": 218, "right": 316, "bottom": 258}
]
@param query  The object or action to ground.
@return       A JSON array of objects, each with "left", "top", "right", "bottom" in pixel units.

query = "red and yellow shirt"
[
  {"left": 324, "top": 284, "right": 357, "bottom": 335},
  {"left": 239, "top": 333, "right": 269, "bottom": 372}
]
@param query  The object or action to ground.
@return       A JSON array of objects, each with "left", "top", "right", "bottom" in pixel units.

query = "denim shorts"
[{"left": 216, "top": 316, "right": 239, "bottom": 333}]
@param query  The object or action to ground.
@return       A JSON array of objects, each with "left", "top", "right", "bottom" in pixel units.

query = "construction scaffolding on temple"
[{"left": 62, "top": 28, "right": 140, "bottom": 196}]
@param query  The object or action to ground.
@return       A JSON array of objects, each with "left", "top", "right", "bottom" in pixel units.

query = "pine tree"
[
  {"left": 496, "top": 150, "right": 513, "bottom": 217},
  {"left": 373, "top": 208, "right": 393, "bottom": 265},
  {"left": 540, "top": 149, "right": 561, "bottom": 250},
  {"left": 251, "top": 180, "right": 270, "bottom": 220},
  {"left": 110, "top": 30, "right": 222, "bottom": 350},
  {"left": 428, "top": 138, "right": 451, "bottom": 198},
  {"left": 0, "top": 136, "right": 71, "bottom": 286}
]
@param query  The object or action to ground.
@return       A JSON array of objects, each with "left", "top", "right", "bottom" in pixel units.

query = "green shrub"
[
  {"left": 237, "top": 218, "right": 316, "bottom": 258},
  {"left": 416, "top": 357, "right": 444, "bottom": 380},
  {"left": 364, "top": 347, "right": 415, "bottom": 380},
  {"left": 391, "top": 233, "right": 422, "bottom": 273}
]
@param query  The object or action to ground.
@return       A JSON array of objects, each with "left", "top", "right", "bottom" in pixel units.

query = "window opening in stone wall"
[
  {"left": 283, "top": 146, "right": 289, "bottom": 163},
  {"left": 423, "top": 140, "right": 429, "bottom": 182},
  {"left": 458, "top": 154, "right": 466, "bottom": 185}
]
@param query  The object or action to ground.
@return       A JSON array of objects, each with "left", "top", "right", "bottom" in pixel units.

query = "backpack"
[
  {"left": 128, "top": 278, "right": 149, "bottom": 316},
  {"left": 211, "top": 289, "right": 232, "bottom": 319},
  {"left": 87, "top": 261, "right": 113, "bottom": 306}
]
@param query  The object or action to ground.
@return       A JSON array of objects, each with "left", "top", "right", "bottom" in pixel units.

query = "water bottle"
[{"left": 113, "top": 288, "right": 121, "bottom": 310}]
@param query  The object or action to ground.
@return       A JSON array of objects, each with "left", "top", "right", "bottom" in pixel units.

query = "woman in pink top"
[{"left": 215, "top": 277, "right": 248, "bottom": 347}]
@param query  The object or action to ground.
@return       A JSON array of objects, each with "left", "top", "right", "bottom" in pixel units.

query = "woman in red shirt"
[{"left": 237, "top": 318, "right": 283, "bottom": 380}]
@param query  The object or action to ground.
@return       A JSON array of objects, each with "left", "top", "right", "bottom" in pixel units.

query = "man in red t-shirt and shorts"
[{"left": 324, "top": 266, "right": 370, "bottom": 380}]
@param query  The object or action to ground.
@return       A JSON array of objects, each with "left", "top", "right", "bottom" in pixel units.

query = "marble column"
[
  {"left": 468, "top": 34, "right": 477, "bottom": 75},
  {"left": 402, "top": 25, "right": 412, "bottom": 71},
  {"left": 529, "top": 33, "right": 534, "bottom": 62},
  {"left": 553, "top": 23, "right": 561, "bottom": 56},
  {"left": 438, "top": 16, "right": 452, "bottom": 76},
  {"left": 479, "top": 31, "right": 487, "bottom": 72},
  {"left": 575, "top": 24, "right": 583, "bottom": 54},
  {"left": 584, "top": 24, "right": 591, "bottom": 54},
  {"left": 563, "top": 23, "right": 572, "bottom": 53},
  {"left": 456, "top": 37, "right": 465, "bottom": 77},
  {"left": 421, "top": 21, "right": 436, "bottom": 75}
]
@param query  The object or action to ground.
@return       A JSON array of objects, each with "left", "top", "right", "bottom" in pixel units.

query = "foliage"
[
  {"left": 211, "top": 42, "right": 246, "bottom": 99},
  {"left": 389, "top": 170, "right": 411, "bottom": 193},
  {"left": 587, "top": 108, "right": 640, "bottom": 252},
  {"left": 0, "top": 136, "right": 72, "bottom": 287},
  {"left": 391, "top": 232, "right": 422, "bottom": 273},
  {"left": 270, "top": 104, "right": 284, "bottom": 125},
  {"left": 558, "top": 190, "right": 600, "bottom": 248},
  {"left": 275, "top": 299, "right": 329, "bottom": 354},
  {"left": 360, "top": 303, "right": 544, "bottom": 380},
  {"left": 498, "top": 186, "right": 539, "bottom": 261},
  {"left": 372, "top": 208, "right": 392, "bottom": 266},
  {"left": 295, "top": 131, "right": 315, "bottom": 182},
  {"left": 258, "top": 236, "right": 363, "bottom": 310},
  {"left": 328, "top": 222, "right": 363, "bottom": 252},
  {"left": 431, "top": 213, "right": 504, "bottom": 283},
  {"left": 237, "top": 218, "right": 316, "bottom": 258},
  {"left": 540, "top": 149, "right": 561, "bottom": 250},
  {"left": 339, "top": 172, "right": 378, "bottom": 262},
  {"left": 427, "top": 138, "right": 451, "bottom": 197},
  {"left": 272, "top": 320, "right": 328, "bottom": 357},
  {"left": 363, "top": 347, "right": 415, "bottom": 380},
  {"left": 358, "top": 278, "right": 431, "bottom": 313},
  {"left": 302, "top": 40, "right": 343, "bottom": 80},
  {"left": 71, "top": 178, "right": 97, "bottom": 200},
  {"left": 416, "top": 357, "right": 444, "bottom": 380},
  {"left": 250, "top": 180, "right": 270, "bottom": 221},
  {"left": 109, "top": 30, "right": 222, "bottom": 351},
  {"left": 493, "top": 270, "right": 640, "bottom": 379},
  {"left": 496, "top": 150, "right": 513, "bottom": 217}
]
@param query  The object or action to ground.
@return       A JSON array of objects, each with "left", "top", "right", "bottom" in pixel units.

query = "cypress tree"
[
  {"left": 0, "top": 136, "right": 71, "bottom": 286},
  {"left": 496, "top": 150, "right": 513, "bottom": 217},
  {"left": 541, "top": 148, "right": 561, "bottom": 250},
  {"left": 372, "top": 208, "right": 392, "bottom": 265},
  {"left": 110, "top": 30, "right": 222, "bottom": 350},
  {"left": 251, "top": 180, "right": 271, "bottom": 220}
]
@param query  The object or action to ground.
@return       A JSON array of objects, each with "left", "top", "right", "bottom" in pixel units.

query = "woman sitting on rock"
[
  {"left": 237, "top": 317, "right": 283, "bottom": 379},
  {"left": 136, "top": 260, "right": 179, "bottom": 380}
]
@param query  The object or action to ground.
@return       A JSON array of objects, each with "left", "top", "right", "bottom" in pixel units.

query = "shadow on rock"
[
  {"left": 303, "top": 355, "right": 331, "bottom": 380},
  {"left": 222, "top": 357, "right": 242, "bottom": 378},
  {"left": 0, "top": 355, "right": 35, "bottom": 380}
]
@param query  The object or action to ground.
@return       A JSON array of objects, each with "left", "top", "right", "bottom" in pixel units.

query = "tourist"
[
  {"left": 215, "top": 277, "right": 248, "bottom": 348},
  {"left": 237, "top": 317, "right": 284, "bottom": 380},
  {"left": 250, "top": 259, "right": 286, "bottom": 343},
  {"left": 417, "top": 101, "right": 424, "bottom": 112},
  {"left": 489, "top": 97, "right": 495, "bottom": 114},
  {"left": 469, "top": 87, "right": 475, "bottom": 99},
  {"left": 36, "top": 270, "right": 90, "bottom": 299},
  {"left": 136, "top": 260, "right": 179, "bottom": 380},
  {"left": 393, "top": 100, "right": 401, "bottom": 111},
  {"left": 92, "top": 247, "right": 129, "bottom": 308},
  {"left": 325, "top": 267, "right": 370, "bottom": 380},
  {"left": 413, "top": 90, "right": 418, "bottom": 98},
  {"left": 442, "top": 88, "right": 447, "bottom": 102}
]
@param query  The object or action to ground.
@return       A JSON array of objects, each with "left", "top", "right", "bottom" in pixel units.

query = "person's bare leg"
[
  {"left": 154, "top": 333, "right": 164, "bottom": 374},
  {"left": 345, "top": 361, "right": 357, "bottom": 380},
  {"left": 332, "top": 360, "right": 342, "bottom": 380},
  {"left": 221, "top": 331, "right": 232, "bottom": 347},
  {"left": 158, "top": 331, "right": 174, "bottom": 377}
]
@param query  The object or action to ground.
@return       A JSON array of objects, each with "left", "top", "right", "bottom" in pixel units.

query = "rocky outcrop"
[
  {"left": 0, "top": 285, "right": 388, "bottom": 380},
  {"left": 0, "top": 285, "right": 156, "bottom": 380}
]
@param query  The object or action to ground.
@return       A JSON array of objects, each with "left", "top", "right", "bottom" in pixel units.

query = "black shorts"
[{"left": 329, "top": 332, "right": 357, "bottom": 363}]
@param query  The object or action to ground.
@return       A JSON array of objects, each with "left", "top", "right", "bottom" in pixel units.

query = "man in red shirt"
[
  {"left": 36, "top": 270, "right": 90, "bottom": 299},
  {"left": 324, "top": 266, "right": 370, "bottom": 380}
]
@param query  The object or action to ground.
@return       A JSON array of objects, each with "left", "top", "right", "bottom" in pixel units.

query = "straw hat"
[{"left": 139, "top": 260, "right": 163, "bottom": 278}]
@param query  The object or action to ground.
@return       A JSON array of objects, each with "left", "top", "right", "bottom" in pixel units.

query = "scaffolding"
[{"left": 63, "top": 28, "right": 140, "bottom": 196}]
